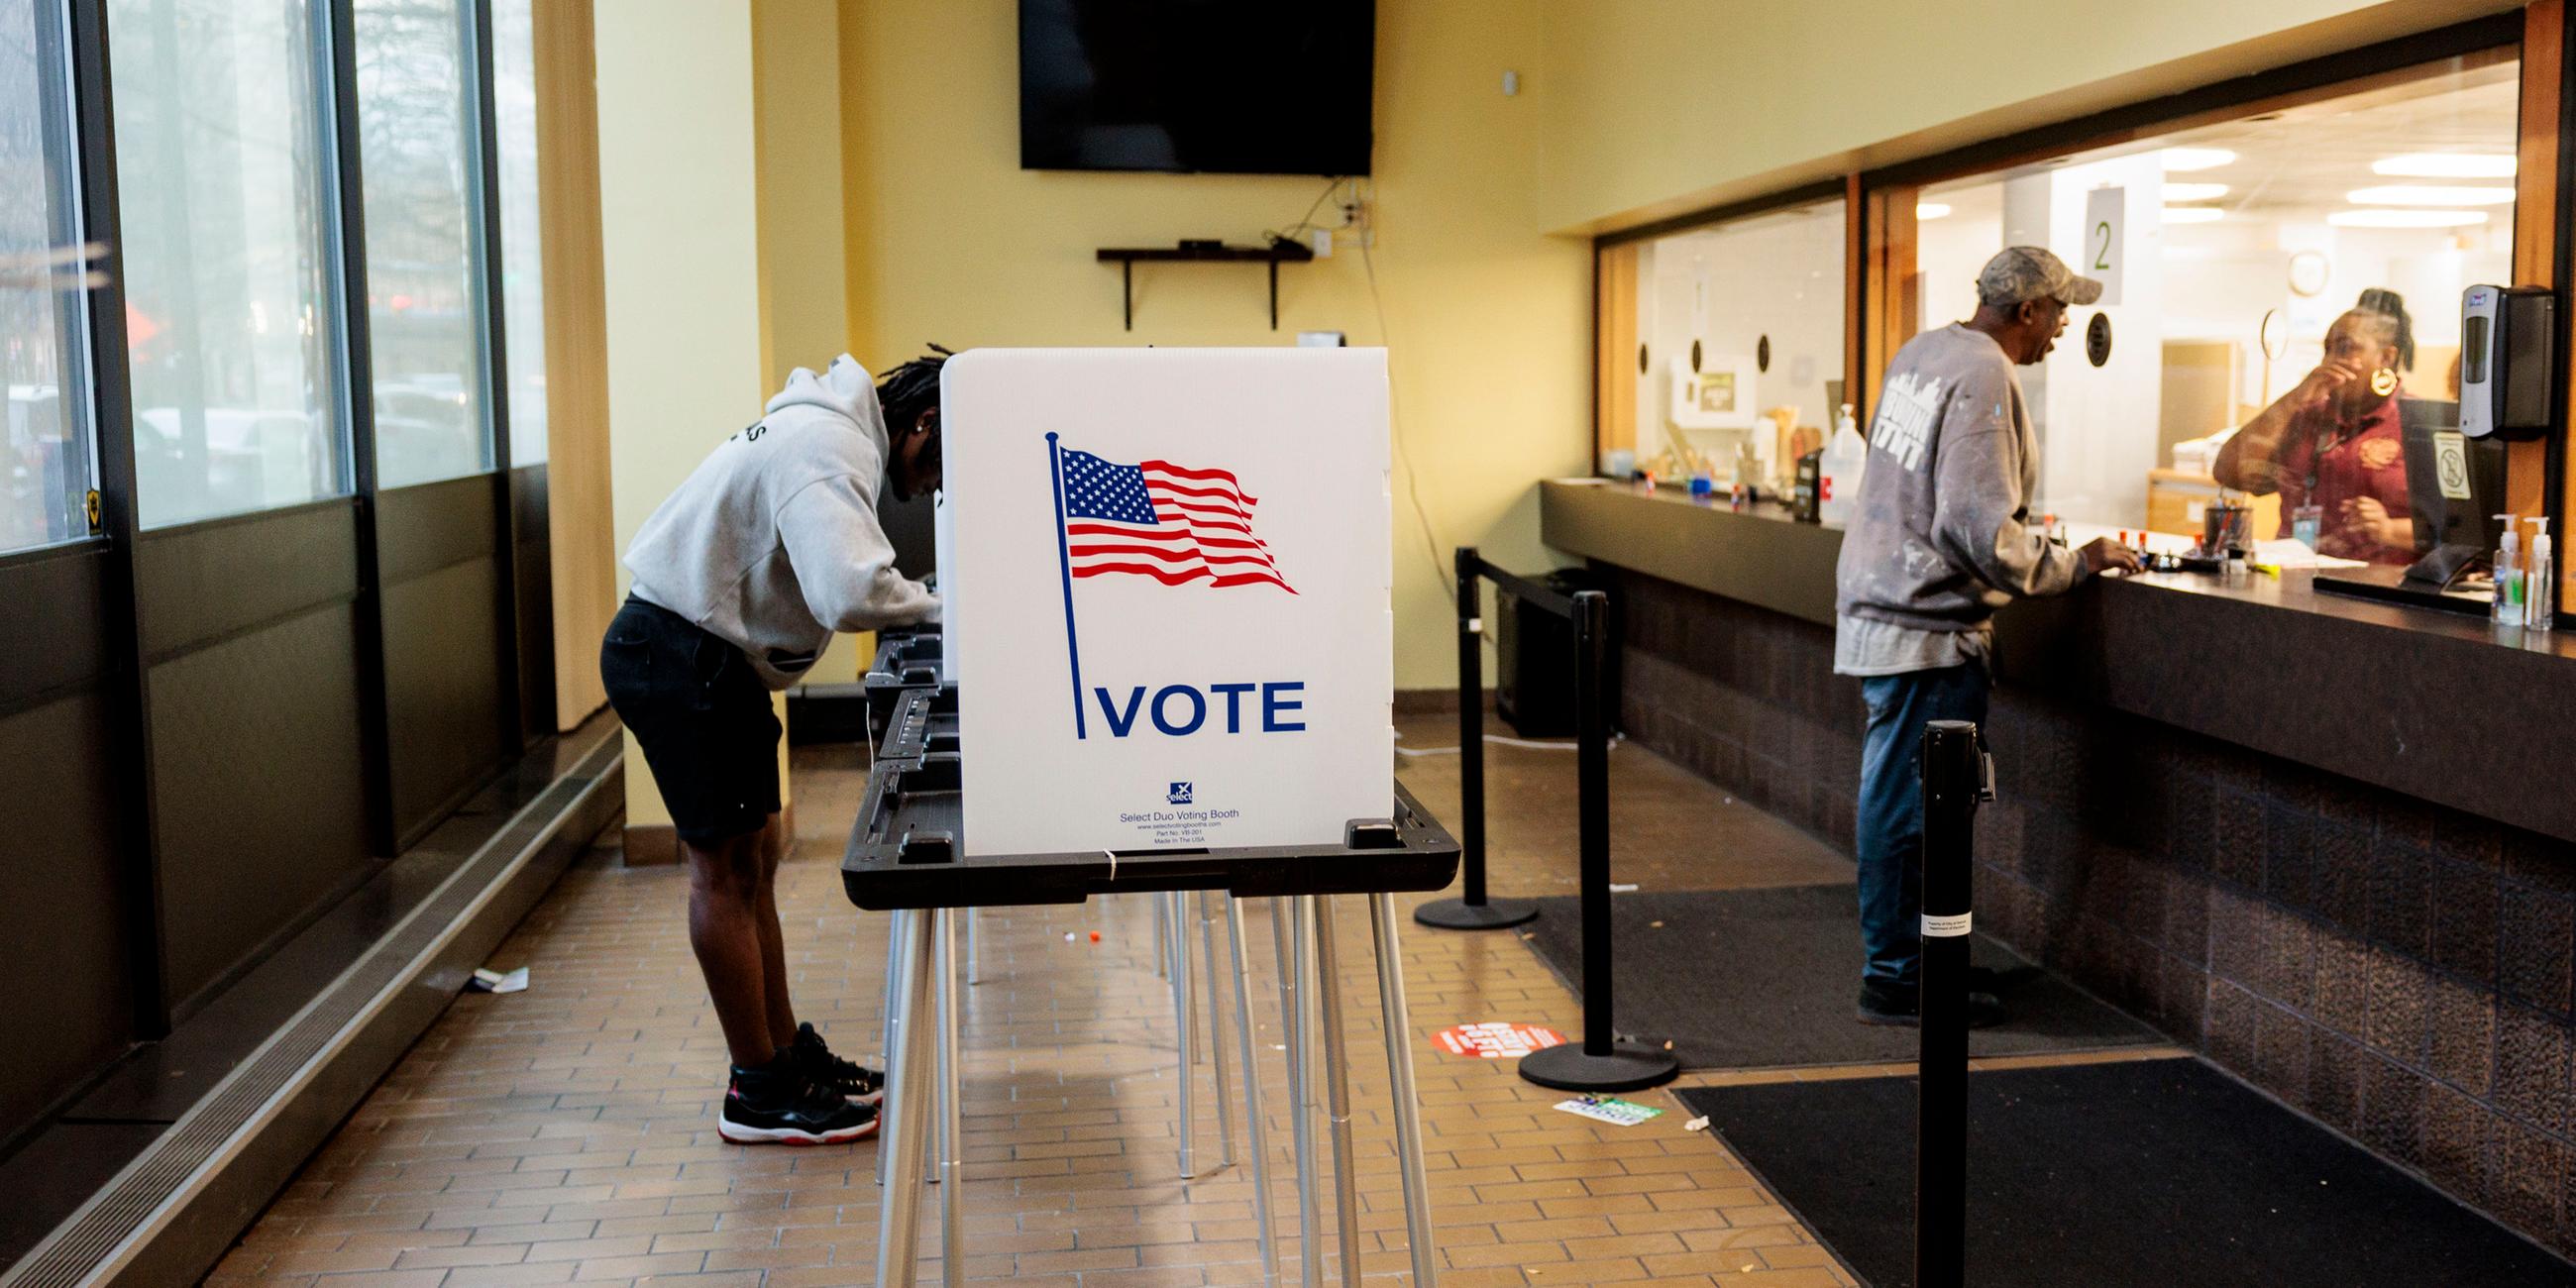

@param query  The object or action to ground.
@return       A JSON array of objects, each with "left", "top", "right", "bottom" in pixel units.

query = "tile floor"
[{"left": 208, "top": 718, "right": 2180, "bottom": 1287}]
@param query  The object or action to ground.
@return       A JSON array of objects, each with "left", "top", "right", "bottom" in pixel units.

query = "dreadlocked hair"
[
  {"left": 875, "top": 345, "right": 952, "bottom": 440},
  {"left": 2352, "top": 288, "right": 2415, "bottom": 372}
]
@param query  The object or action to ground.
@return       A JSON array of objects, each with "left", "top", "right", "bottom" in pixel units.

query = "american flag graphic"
[{"left": 1057, "top": 448, "right": 1295, "bottom": 593}]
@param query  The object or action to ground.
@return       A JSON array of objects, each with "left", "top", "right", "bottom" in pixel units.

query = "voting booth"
[
  {"left": 845, "top": 347, "right": 1453, "bottom": 1288},
  {"left": 940, "top": 347, "right": 1394, "bottom": 855}
]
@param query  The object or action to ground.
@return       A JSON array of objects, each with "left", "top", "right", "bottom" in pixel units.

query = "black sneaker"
[
  {"left": 719, "top": 1051, "right": 879, "bottom": 1145},
  {"left": 791, "top": 1021, "right": 885, "bottom": 1105},
  {"left": 1856, "top": 979, "right": 2007, "bottom": 1028}
]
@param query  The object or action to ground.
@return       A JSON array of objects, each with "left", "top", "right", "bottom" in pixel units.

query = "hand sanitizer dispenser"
[{"left": 2461, "top": 284, "right": 2556, "bottom": 441}]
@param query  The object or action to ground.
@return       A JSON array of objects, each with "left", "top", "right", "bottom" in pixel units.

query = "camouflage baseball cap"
[{"left": 1976, "top": 246, "right": 2103, "bottom": 308}]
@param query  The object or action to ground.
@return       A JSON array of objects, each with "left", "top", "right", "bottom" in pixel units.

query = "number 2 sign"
[{"left": 2083, "top": 186, "right": 2124, "bottom": 307}]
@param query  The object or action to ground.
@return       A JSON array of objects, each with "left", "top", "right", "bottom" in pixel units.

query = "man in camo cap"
[{"left": 1831, "top": 246, "right": 2139, "bottom": 1027}]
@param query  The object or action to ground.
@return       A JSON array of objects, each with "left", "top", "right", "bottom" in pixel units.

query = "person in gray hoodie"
[
  {"left": 1833, "top": 248, "right": 2138, "bottom": 1027},
  {"left": 602, "top": 351, "right": 944, "bottom": 1144}
]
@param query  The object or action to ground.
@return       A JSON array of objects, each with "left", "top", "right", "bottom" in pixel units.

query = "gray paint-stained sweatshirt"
[
  {"left": 1833, "top": 324, "right": 2084, "bottom": 670},
  {"left": 624, "top": 356, "right": 938, "bottom": 690}
]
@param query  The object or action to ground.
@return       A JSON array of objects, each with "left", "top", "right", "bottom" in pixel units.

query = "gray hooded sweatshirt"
[
  {"left": 1832, "top": 323, "right": 2085, "bottom": 676},
  {"left": 625, "top": 356, "right": 938, "bottom": 690}
]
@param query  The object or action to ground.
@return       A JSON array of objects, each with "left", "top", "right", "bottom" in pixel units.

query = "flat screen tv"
[{"left": 1020, "top": 0, "right": 1375, "bottom": 176}]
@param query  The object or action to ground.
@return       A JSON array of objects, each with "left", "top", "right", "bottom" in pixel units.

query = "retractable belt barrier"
[
  {"left": 1412, "top": 547, "right": 1544, "bottom": 931},
  {"left": 1418, "top": 548, "right": 1677, "bottom": 1094},
  {"left": 1915, "top": 719, "right": 1988, "bottom": 1288}
]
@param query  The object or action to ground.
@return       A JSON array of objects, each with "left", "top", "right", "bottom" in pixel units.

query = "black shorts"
[{"left": 600, "top": 596, "right": 781, "bottom": 845}]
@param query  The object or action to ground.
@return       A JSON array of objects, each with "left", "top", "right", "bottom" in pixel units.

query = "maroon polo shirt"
[{"left": 2270, "top": 390, "right": 2412, "bottom": 566}]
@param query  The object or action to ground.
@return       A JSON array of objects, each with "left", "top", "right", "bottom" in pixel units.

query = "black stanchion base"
[
  {"left": 1413, "top": 897, "right": 1539, "bottom": 930},
  {"left": 1516, "top": 1041, "right": 1681, "bottom": 1093}
]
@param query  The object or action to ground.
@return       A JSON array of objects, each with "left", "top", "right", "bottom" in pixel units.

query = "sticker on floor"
[
  {"left": 1431, "top": 1021, "right": 1564, "bottom": 1058},
  {"left": 1555, "top": 1095, "right": 1664, "bottom": 1127}
]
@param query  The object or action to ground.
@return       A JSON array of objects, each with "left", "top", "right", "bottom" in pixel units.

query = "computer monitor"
[{"left": 2396, "top": 397, "right": 2506, "bottom": 563}]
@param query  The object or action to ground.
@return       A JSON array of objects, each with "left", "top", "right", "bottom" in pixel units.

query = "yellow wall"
[
  {"left": 595, "top": 0, "right": 772, "bottom": 837},
  {"left": 1532, "top": 0, "right": 2518, "bottom": 236},
  {"left": 532, "top": 0, "right": 618, "bottom": 732},
  {"left": 754, "top": 0, "right": 872, "bottom": 690},
  {"left": 837, "top": 0, "right": 1591, "bottom": 690}
]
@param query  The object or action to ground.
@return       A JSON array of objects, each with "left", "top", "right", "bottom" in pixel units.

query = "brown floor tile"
[{"left": 224, "top": 727, "right": 1877, "bottom": 1286}]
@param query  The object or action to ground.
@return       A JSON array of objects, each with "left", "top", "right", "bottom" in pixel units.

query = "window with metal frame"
[
  {"left": 107, "top": 0, "right": 349, "bottom": 529},
  {"left": 1, "top": 0, "right": 98, "bottom": 552},
  {"left": 355, "top": 0, "right": 493, "bottom": 489},
  {"left": 490, "top": 0, "right": 541, "bottom": 468}
]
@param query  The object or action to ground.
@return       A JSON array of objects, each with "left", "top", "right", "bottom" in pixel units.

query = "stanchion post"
[
  {"left": 1915, "top": 719, "right": 1983, "bottom": 1288},
  {"left": 1516, "top": 590, "right": 1676, "bottom": 1093},
  {"left": 1458, "top": 549, "right": 1486, "bottom": 904},
  {"left": 1416, "top": 547, "right": 1537, "bottom": 930}
]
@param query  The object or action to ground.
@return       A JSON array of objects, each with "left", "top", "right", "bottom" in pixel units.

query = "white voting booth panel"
[
  {"left": 933, "top": 489, "right": 958, "bottom": 686},
  {"left": 941, "top": 348, "right": 1393, "bottom": 857}
]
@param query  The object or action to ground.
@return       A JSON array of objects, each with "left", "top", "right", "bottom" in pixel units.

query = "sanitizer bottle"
[
  {"left": 2494, "top": 515, "right": 2523, "bottom": 627},
  {"left": 2528, "top": 516, "right": 2556, "bottom": 633},
  {"left": 1817, "top": 403, "right": 1868, "bottom": 528}
]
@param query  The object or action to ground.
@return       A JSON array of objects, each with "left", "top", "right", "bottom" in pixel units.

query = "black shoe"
[
  {"left": 720, "top": 1051, "right": 879, "bottom": 1145},
  {"left": 791, "top": 1021, "right": 885, "bottom": 1105},
  {"left": 1856, "top": 979, "right": 2007, "bottom": 1028}
]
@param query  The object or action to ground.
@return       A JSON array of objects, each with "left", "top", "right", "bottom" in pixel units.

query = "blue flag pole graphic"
[{"left": 1046, "top": 432, "right": 1088, "bottom": 739}]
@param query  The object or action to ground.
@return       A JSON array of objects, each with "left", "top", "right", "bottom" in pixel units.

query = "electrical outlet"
[
  {"left": 1341, "top": 191, "right": 1374, "bottom": 249},
  {"left": 1312, "top": 228, "right": 1332, "bottom": 258}
]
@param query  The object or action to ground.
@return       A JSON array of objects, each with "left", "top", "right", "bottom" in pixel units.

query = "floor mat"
[
  {"left": 1519, "top": 886, "right": 2160, "bottom": 1068},
  {"left": 1675, "top": 1059, "right": 2576, "bottom": 1287}
]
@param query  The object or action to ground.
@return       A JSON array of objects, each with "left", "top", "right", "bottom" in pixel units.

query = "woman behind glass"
[{"left": 2212, "top": 288, "right": 2417, "bottom": 565}]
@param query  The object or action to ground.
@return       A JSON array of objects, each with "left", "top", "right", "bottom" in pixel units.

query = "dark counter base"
[
  {"left": 1607, "top": 566, "right": 2576, "bottom": 1259},
  {"left": 1544, "top": 479, "right": 2576, "bottom": 845}
]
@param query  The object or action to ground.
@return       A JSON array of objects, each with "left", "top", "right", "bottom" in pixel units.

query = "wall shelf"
[{"left": 1096, "top": 242, "right": 1317, "bottom": 331}]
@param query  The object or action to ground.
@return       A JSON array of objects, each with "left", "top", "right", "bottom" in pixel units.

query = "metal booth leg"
[
  {"left": 1368, "top": 893, "right": 1441, "bottom": 1288},
  {"left": 1170, "top": 891, "right": 1198, "bottom": 1180},
  {"left": 965, "top": 906, "right": 981, "bottom": 986},
  {"left": 1285, "top": 898, "right": 1322, "bottom": 1288},
  {"left": 875, "top": 907, "right": 939, "bottom": 1288},
  {"left": 1199, "top": 890, "right": 1237, "bottom": 1168},
  {"left": 1154, "top": 891, "right": 1171, "bottom": 979},
  {"left": 1226, "top": 897, "right": 1281, "bottom": 1288},
  {"left": 877, "top": 911, "right": 912, "bottom": 1190},
  {"left": 936, "top": 909, "right": 964, "bottom": 1288},
  {"left": 1311, "top": 898, "right": 1362, "bottom": 1288}
]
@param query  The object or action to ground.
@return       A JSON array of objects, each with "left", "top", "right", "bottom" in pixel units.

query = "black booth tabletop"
[
  {"left": 838, "top": 776, "right": 1459, "bottom": 911},
  {"left": 840, "top": 685, "right": 1459, "bottom": 911}
]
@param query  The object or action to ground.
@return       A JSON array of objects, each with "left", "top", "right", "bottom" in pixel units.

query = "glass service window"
[
  {"left": 1, "top": 0, "right": 93, "bottom": 553},
  {"left": 491, "top": 0, "right": 543, "bottom": 468},
  {"left": 109, "top": 0, "right": 346, "bottom": 529},
  {"left": 1907, "top": 56, "right": 2516, "bottom": 566},
  {"left": 355, "top": 0, "right": 490, "bottom": 488},
  {"left": 1619, "top": 198, "right": 1847, "bottom": 491}
]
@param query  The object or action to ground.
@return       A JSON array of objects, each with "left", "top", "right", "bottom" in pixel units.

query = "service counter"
[
  {"left": 1541, "top": 479, "right": 2576, "bottom": 844},
  {"left": 1540, "top": 478, "right": 2576, "bottom": 1230}
]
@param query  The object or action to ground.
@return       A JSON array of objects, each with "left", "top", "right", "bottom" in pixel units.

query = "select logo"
[{"left": 1167, "top": 782, "right": 1194, "bottom": 805}]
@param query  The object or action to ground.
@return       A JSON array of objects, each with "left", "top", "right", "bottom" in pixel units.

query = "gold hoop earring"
[{"left": 2369, "top": 368, "right": 2398, "bottom": 397}]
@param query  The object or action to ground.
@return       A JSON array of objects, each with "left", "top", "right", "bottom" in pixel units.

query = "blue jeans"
[{"left": 1857, "top": 663, "right": 1989, "bottom": 986}]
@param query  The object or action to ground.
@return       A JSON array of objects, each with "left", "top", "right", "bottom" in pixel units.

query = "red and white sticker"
[{"left": 1432, "top": 1021, "right": 1565, "bottom": 1059}]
